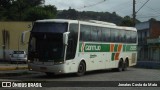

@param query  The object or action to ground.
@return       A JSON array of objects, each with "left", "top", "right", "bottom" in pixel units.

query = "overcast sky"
[{"left": 45, "top": 0, "right": 160, "bottom": 22}]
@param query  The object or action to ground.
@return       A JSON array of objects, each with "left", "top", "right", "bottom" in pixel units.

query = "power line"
[
  {"left": 106, "top": 1, "right": 132, "bottom": 12},
  {"left": 138, "top": 0, "right": 160, "bottom": 15},
  {"left": 135, "top": 0, "right": 160, "bottom": 20},
  {"left": 136, "top": 0, "right": 150, "bottom": 14},
  {"left": 76, "top": 0, "right": 106, "bottom": 10},
  {"left": 137, "top": 14, "right": 160, "bottom": 18}
]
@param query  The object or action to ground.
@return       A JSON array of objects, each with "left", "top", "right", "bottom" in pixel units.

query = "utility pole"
[{"left": 133, "top": 0, "right": 136, "bottom": 26}]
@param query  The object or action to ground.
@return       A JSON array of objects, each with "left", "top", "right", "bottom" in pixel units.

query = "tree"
[
  {"left": 0, "top": 0, "right": 12, "bottom": 8},
  {"left": 149, "top": 18, "right": 156, "bottom": 21},
  {"left": 120, "top": 16, "right": 134, "bottom": 26},
  {"left": 10, "top": 0, "right": 45, "bottom": 20},
  {"left": 0, "top": 0, "right": 12, "bottom": 20},
  {"left": 25, "top": 5, "right": 57, "bottom": 21},
  {"left": 25, "top": 0, "right": 44, "bottom": 7},
  {"left": 0, "top": 0, "right": 57, "bottom": 21},
  {"left": 67, "top": 8, "right": 78, "bottom": 19},
  {"left": 57, "top": 10, "right": 124, "bottom": 25},
  {"left": 57, "top": 8, "right": 78, "bottom": 20}
]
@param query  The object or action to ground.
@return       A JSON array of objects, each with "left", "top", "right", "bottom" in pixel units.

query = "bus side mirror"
[
  {"left": 63, "top": 32, "right": 70, "bottom": 45},
  {"left": 21, "top": 30, "right": 30, "bottom": 44}
]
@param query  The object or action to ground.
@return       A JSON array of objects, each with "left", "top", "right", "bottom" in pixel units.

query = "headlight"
[{"left": 27, "top": 60, "right": 33, "bottom": 63}]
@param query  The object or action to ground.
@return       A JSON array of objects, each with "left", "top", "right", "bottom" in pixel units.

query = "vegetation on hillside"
[
  {"left": 0, "top": 0, "right": 57, "bottom": 21},
  {"left": 0, "top": 0, "right": 140, "bottom": 26}
]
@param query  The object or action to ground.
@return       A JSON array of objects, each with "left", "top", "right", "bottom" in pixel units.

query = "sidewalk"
[
  {"left": 0, "top": 63, "right": 28, "bottom": 71},
  {"left": 0, "top": 63, "right": 30, "bottom": 77}
]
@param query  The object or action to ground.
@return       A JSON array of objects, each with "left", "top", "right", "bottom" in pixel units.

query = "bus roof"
[
  {"left": 35, "top": 19, "right": 137, "bottom": 31},
  {"left": 36, "top": 19, "right": 78, "bottom": 23}
]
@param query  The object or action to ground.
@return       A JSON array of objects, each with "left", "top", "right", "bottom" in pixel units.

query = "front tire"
[{"left": 76, "top": 61, "right": 86, "bottom": 76}]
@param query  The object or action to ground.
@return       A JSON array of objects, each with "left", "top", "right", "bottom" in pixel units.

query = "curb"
[
  {"left": 0, "top": 70, "right": 33, "bottom": 77},
  {"left": 0, "top": 66, "right": 28, "bottom": 71}
]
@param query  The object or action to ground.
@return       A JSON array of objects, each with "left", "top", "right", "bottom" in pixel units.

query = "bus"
[{"left": 26, "top": 19, "right": 137, "bottom": 76}]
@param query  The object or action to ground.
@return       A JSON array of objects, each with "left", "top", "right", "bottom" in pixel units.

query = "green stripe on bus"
[
  {"left": 123, "top": 45, "right": 126, "bottom": 52},
  {"left": 111, "top": 53, "right": 115, "bottom": 61},
  {"left": 79, "top": 43, "right": 110, "bottom": 52},
  {"left": 79, "top": 42, "right": 137, "bottom": 52},
  {"left": 125, "top": 45, "right": 137, "bottom": 52},
  {"left": 114, "top": 44, "right": 118, "bottom": 52}
]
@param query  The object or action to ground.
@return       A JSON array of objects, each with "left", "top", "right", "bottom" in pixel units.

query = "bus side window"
[
  {"left": 91, "top": 26, "right": 99, "bottom": 41},
  {"left": 120, "top": 30, "right": 125, "bottom": 43},
  {"left": 97, "top": 27, "right": 102, "bottom": 41},
  {"left": 110, "top": 28, "right": 115, "bottom": 42},
  {"left": 131, "top": 31, "right": 137, "bottom": 43},
  {"left": 102, "top": 27, "right": 110, "bottom": 42},
  {"left": 66, "top": 24, "right": 78, "bottom": 60},
  {"left": 114, "top": 29, "right": 120, "bottom": 42},
  {"left": 80, "top": 25, "right": 91, "bottom": 41},
  {"left": 126, "top": 31, "right": 131, "bottom": 43}
]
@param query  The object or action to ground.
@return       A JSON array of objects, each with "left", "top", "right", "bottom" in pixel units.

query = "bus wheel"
[
  {"left": 76, "top": 61, "right": 86, "bottom": 76},
  {"left": 117, "top": 59, "right": 123, "bottom": 72},
  {"left": 45, "top": 72, "right": 55, "bottom": 77}
]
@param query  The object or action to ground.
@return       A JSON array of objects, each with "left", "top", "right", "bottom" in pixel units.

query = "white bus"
[{"left": 27, "top": 19, "right": 137, "bottom": 76}]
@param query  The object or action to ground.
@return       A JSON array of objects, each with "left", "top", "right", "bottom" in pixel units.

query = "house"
[
  {"left": 0, "top": 22, "right": 32, "bottom": 61},
  {"left": 136, "top": 19, "right": 160, "bottom": 68}
]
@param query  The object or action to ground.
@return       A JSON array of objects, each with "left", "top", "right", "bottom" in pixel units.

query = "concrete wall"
[
  {"left": 0, "top": 22, "right": 32, "bottom": 61},
  {"left": 136, "top": 21, "right": 160, "bottom": 68},
  {"left": 150, "top": 21, "right": 160, "bottom": 38}
]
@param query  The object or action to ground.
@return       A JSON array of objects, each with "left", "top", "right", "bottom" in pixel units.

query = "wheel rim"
[{"left": 78, "top": 64, "right": 84, "bottom": 73}]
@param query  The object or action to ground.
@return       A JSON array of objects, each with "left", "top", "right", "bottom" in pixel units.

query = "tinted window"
[
  {"left": 126, "top": 31, "right": 131, "bottom": 42},
  {"left": 32, "top": 22, "right": 68, "bottom": 33},
  {"left": 91, "top": 26, "right": 99, "bottom": 41},
  {"left": 102, "top": 27, "right": 110, "bottom": 42},
  {"left": 119, "top": 30, "right": 126, "bottom": 42},
  {"left": 131, "top": 31, "right": 137, "bottom": 43},
  {"left": 80, "top": 25, "right": 91, "bottom": 41},
  {"left": 66, "top": 24, "right": 78, "bottom": 60},
  {"left": 110, "top": 28, "right": 117, "bottom": 42},
  {"left": 97, "top": 27, "right": 102, "bottom": 41}
]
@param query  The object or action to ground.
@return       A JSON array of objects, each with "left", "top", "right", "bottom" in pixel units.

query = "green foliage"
[
  {"left": 25, "top": 5, "right": 57, "bottom": 21},
  {"left": 57, "top": 9, "right": 123, "bottom": 25},
  {"left": 149, "top": 18, "right": 156, "bottom": 21},
  {"left": 120, "top": 16, "right": 134, "bottom": 26},
  {"left": 57, "top": 8, "right": 78, "bottom": 20},
  {"left": 120, "top": 16, "right": 140, "bottom": 26},
  {"left": 0, "top": 0, "right": 57, "bottom": 21},
  {"left": 0, "top": 0, "right": 12, "bottom": 8}
]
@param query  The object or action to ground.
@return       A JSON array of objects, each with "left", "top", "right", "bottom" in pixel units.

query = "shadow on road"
[
  {"left": 2, "top": 68, "right": 134, "bottom": 81},
  {"left": 30, "top": 68, "right": 133, "bottom": 79}
]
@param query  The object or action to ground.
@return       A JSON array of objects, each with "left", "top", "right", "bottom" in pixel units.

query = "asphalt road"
[{"left": 0, "top": 68, "right": 160, "bottom": 90}]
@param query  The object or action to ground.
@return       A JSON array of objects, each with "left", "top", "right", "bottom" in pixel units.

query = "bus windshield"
[
  {"left": 28, "top": 22, "right": 68, "bottom": 63},
  {"left": 32, "top": 22, "right": 68, "bottom": 33}
]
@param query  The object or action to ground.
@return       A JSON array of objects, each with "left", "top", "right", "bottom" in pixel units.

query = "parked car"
[{"left": 10, "top": 51, "right": 27, "bottom": 64}]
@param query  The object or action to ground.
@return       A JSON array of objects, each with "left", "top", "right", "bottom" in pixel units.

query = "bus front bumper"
[{"left": 28, "top": 63, "right": 66, "bottom": 74}]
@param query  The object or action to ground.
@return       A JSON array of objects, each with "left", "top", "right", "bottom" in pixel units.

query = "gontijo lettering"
[
  {"left": 85, "top": 45, "right": 101, "bottom": 51},
  {"left": 130, "top": 46, "right": 137, "bottom": 51}
]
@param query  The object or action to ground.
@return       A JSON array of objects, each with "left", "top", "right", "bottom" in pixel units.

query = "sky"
[{"left": 45, "top": 0, "right": 160, "bottom": 22}]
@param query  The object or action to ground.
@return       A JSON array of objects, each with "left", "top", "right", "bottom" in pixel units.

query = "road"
[{"left": 0, "top": 68, "right": 160, "bottom": 90}]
